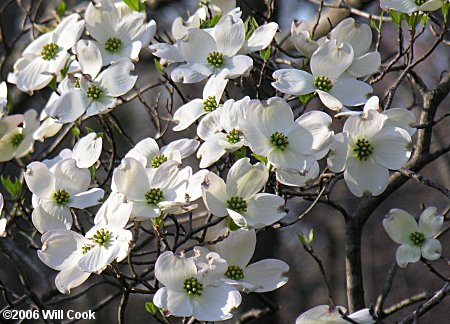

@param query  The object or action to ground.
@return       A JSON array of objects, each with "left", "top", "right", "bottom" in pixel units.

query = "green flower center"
[
  {"left": 225, "top": 265, "right": 245, "bottom": 280},
  {"left": 183, "top": 277, "right": 203, "bottom": 296},
  {"left": 353, "top": 138, "right": 374, "bottom": 161},
  {"left": 226, "top": 129, "right": 242, "bottom": 144},
  {"left": 151, "top": 154, "right": 168, "bottom": 168},
  {"left": 314, "top": 76, "right": 333, "bottom": 92},
  {"left": 206, "top": 51, "right": 225, "bottom": 68},
  {"left": 145, "top": 188, "right": 164, "bottom": 206},
  {"left": 414, "top": 0, "right": 427, "bottom": 5},
  {"left": 74, "top": 79, "right": 80, "bottom": 88},
  {"left": 409, "top": 231, "right": 426, "bottom": 246},
  {"left": 41, "top": 42, "right": 60, "bottom": 61},
  {"left": 227, "top": 196, "right": 247, "bottom": 213},
  {"left": 87, "top": 84, "right": 104, "bottom": 100},
  {"left": 53, "top": 189, "right": 70, "bottom": 205},
  {"left": 203, "top": 96, "right": 218, "bottom": 112},
  {"left": 270, "top": 132, "right": 289, "bottom": 150},
  {"left": 92, "top": 228, "right": 111, "bottom": 247},
  {"left": 105, "top": 37, "right": 123, "bottom": 53},
  {"left": 11, "top": 133, "right": 24, "bottom": 147},
  {"left": 82, "top": 245, "right": 93, "bottom": 254}
]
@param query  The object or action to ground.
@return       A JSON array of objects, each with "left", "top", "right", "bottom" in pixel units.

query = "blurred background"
[{"left": 0, "top": 0, "right": 449, "bottom": 323}]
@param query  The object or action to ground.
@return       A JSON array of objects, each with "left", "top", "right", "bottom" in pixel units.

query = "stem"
[{"left": 345, "top": 219, "right": 365, "bottom": 312}]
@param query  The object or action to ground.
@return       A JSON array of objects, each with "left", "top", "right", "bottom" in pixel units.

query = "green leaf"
[
  {"left": 89, "top": 165, "right": 96, "bottom": 178},
  {"left": 200, "top": 14, "right": 222, "bottom": 29},
  {"left": 259, "top": 48, "right": 271, "bottom": 62},
  {"left": 123, "top": 0, "right": 145, "bottom": 12},
  {"left": 389, "top": 10, "right": 404, "bottom": 26},
  {"left": 72, "top": 126, "right": 80, "bottom": 137},
  {"left": 227, "top": 217, "right": 240, "bottom": 231},
  {"left": 421, "top": 14, "right": 429, "bottom": 26},
  {"left": 145, "top": 301, "right": 158, "bottom": 315},
  {"left": 244, "top": 16, "right": 259, "bottom": 40},
  {"left": 443, "top": 2, "right": 450, "bottom": 23},
  {"left": 56, "top": 1, "right": 66, "bottom": 18},
  {"left": 1, "top": 176, "right": 22, "bottom": 198},
  {"left": 298, "top": 93, "right": 315, "bottom": 105},
  {"left": 251, "top": 153, "right": 267, "bottom": 164},
  {"left": 298, "top": 229, "right": 314, "bottom": 246},
  {"left": 233, "top": 147, "right": 247, "bottom": 159},
  {"left": 154, "top": 59, "right": 165, "bottom": 74},
  {"left": 370, "top": 19, "right": 377, "bottom": 30}
]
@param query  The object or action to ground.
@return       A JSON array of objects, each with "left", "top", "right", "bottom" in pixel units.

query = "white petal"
[
  {"left": 419, "top": 207, "right": 443, "bottom": 238},
  {"left": 215, "top": 229, "right": 256, "bottom": 268},
  {"left": 76, "top": 40, "right": 102, "bottom": 78},
  {"left": 396, "top": 244, "right": 421, "bottom": 268},
  {"left": 347, "top": 52, "right": 381, "bottom": 78},
  {"left": 55, "top": 266, "right": 90, "bottom": 294},
  {"left": 16, "top": 57, "right": 56, "bottom": 92},
  {"left": 296, "top": 305, "right": 347, "bottom": 324},
  {"left": 155, "top": 251, "right": 197, "bottom": 290},
  {"left": 172, "top": 99, "right": 205, "bottom": 131},
  {"left": 98, "top": 59, "right": 137, "bottom": 97},
  {"left": 384, "top": 108, "right": 417, "bottom": 136},
  {"left": 33, "top": 117, "right": 63, "bottom": 141},
  {"left": 113, "top": 157, "right": 150, "bottom": 200},
  {"left": 23, "top": 32, "right": 54, "bottom": 56},
  {"left": 153, "top": 287, "right": 193, "bottom": 317},
  {"left": 421, "top": 239, "right": 442, "bottom": 261},
  {"left": 32, "top": 202, "right": 72, "bottom": 233},
  {"left": 344, "top": 157, "right": 389, "bottom": 197},
  {"left": 191, "top": 284, "right": 241, "bottom": 321},
  {"left": 131, "top": 201, "right": 161, "bottom": 220},
  {"left": 272, "top": 69, "right": 315, "bottom": 95},
  {"left": 213, "top": 15, "right": 245, "bottom": 57},
  {"left": 0, "top": 130, "right": 19, "bottom": 162},
  {"left": 25, "top": 161, "right": 55, "bottom": 198},
  {"left": 85, "top": 1, "right": 118, "bottom": 42},
  {"left": 383, "top": 209, "right": 419, "bottom": 244},
  {"left": 54, "top": 14, "right": 85, "bottom": 50},
  {"left": 202, "top": 172, "right": 228, "bottom": 217},
  {"left": 418, "top": 0, "right": 444, "bottom": 12},
  {"left": 197, "top": 135, "right": 227, "bottom": 168},
  {"left": 78, "top": 242, "right": 121, "bottom": 272},
  {"left": 244, "top": 259, "right": 289, "bottom": 292},
  {"left": 72, "top": 133, "right": 103, "bottom": 168},
  {"left": 116, "top": 12, "right": 146, "bottom": 42},
  {"left": 268, "top": 148, "right": 310, "bottom": 171},
  {"left": 327, "top": 133, "right": 348, "bottom": 173},
  {"left": 372, "top": 127, "right": 412, "bottom": 170},
  {"left": 94, "top": 192, "right": 131, "bottom": 228},
  {"left": 316, "top": 90, "right": 343, "bottom": 112},
  {"left": 203, "top": 70, "right": 229, "bottom": 99},
  {"left": 0, "top": 114, "right": 24, "bottom": 137},
  {"left": 226, "top": 158, "right": 268, "bottom": 198},
  {"left": 344, "top": 109, "right": 387, "bottom": 139},
  {"left": 222, "top": 55, "right": 253, "bottom": 79},
  {"left": 125, "top": 137, "right": 160, "bottom": 167},
  {"left": 45, "top": 90, "right": 89, "bottom": 124},
  {"left": 149, "top": 43, "right": 184, "bottom": 62},
  {"left": 69, "top": 188, "right": 104, "bottom": 209},
  {"left": 85, "top": 95, "right": 117, "bottom": 117},
  {"left": 171, "top": 64, "right": 210, "bottom": 83},
  {"left": 276, "top": 161, "right": 320, "bottom": 187},
  {"left": 242, "top": 193, "right": 286, "bottom": 228},
  {"left": 186, "top": 170, "right": 210, "bottom": 201},
  {"left": 330, "top": 18, "right": 372, "bottom": 57},
  {"left": 311, "top": 40, "right": 353, "bottom": 80},
  {"left": 380, "top": 0, "right": 417, "bottom": 13},
  {"left": 244, "top": 22, "right": 278, "bottom": 53},
  {"left": 348, "top": 308, "right": 374, "bottom": 323},
  {"left": 197, "top": 109, "right": 222, "bottom": 140},
  {"left": 295, "top": 111, "right": 333, "bottom": 153},
  {"left": 329, "top": 78, "right": 373, "bottom": 107},
  {"left": 163, "top": 138, "right": 200, "bottom": 160},
  {"left": 53, "top": 159, "right": 91, "bottom": 195},
  {"left": 292, "top": 32, "right": 319, "bottom": 58},
  {"left": 180, "top": 29, "right": 217, "bottom": 64}
]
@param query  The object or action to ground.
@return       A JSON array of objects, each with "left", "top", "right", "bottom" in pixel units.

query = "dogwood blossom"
[
  {"left": 380, "top": 0, "right": 444, "bottom": 14},
  {"left": 7, "top": 14, "right": 84, "bottom": 93},
  {"left": 327, "top": 108, "right": 412, "bottom": 197},
  {"left": 272, "top": 40, "right": 373, "bottom": 111},
  {"left": 45, "top": 42, "right": 137, "bottom": 123},
  {"left": 202, "top": 158, "right": 286, "bottom": 228},
  {"left": 25, "top": 159, "right": 104, "bottom": 233},
  {"left": 296, "top": 305, "right": 373, "bottom": 324},
  {"left": 153, "top": 251, "right": 242, "bottom": 321},
  {"left": 383, "top": 207, "right": 443, "bottom": 267},
  {"left": 0, "top": 110, "right": 40, "bottom": 162},
  {"left": 0, "top": 82, "right": 7, "bottom": 116},
  {"left": 85, "top": 0, "right": 156, "bottom": 65},
  {"left": 38, "top": 229, "right": 91, "bottom": 294},
  {"left": 78, "top": 192, "right": 133, "bottom": 272},
  {"left": 214, "top": 229, "right": 289, "bottom": 292}
]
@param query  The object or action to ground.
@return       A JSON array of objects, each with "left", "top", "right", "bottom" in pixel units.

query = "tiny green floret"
[
  {"left": 206, "top": 51, "right": 225, "bottom": 68},
  {"left": 409, "top": 231, "right": 426, "bottom": 246},
  {"left": 145, "top": 188, "right": 164, "bottom": 206},
  {"left": 151, "top": 154, "right": 168, "bottom": 168},
  {"left": 226, "top": 129, "right": 242, "bottom": 144},
  {"left": 203, "top": 96, "right": 218, "bottom": 112},
  {"left": 314, "top": 76, "right": 333, "bottom": 92},
  {"left": 183, "top": 277, "right": 203, "bottom": 296},
  {"left": 353, "top": 138, "right": 374, "bottom": 161},
  {"left": 53, "top": 189, "right": 70, "bottom": 205},
  {"left": 227, "top": 196, "right": 247, "bottom": 213},
  {"left": 225, "top": 265, "right": 245, "bottom": 280},
  {"left": 82, "top": 245, "right": 93, "bottom": 254},
  {"left": 105, "top": 37, "right": 123, "bottom": 53},
  {"left": 270, "top": 132, "right": 289, "bottom": 150},
  {"left": 41, "top": 42, "right": 60, "bottom": 61},
  {"left": 92, "top": 228, "right": 111, "bottom": 247},
  {"left": 414, "top": 0, "right": 427, "bottom": 5},
  {"left": 11, "top": 133, "right": 24, "bottom": 147},
  {"left": 87, "top": 84, "right": 104, "bottom": 100}
]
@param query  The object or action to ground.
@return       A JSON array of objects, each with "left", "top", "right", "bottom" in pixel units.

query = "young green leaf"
[{"left": 1, "top": 176, "right": 22, "bottom": 198}]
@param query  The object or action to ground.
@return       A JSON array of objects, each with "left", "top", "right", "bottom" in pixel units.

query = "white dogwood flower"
[
  {"left": 215, "top": 229, "right": 289, "bottom": 292},
  {"left": 380, "top": 0, "right": 444, "bottom": 14},
  {"left": 296, "top": 305, "right": 373, "bottom": 324},
  {"left": 241, "top": 97, "right": 333, "bottom": 171},
  {"left": 113, "top": 158, "right": 190, "bottom": 220},
  {"left": 45, "top": 42, "right": 137, "bottom": 123},
  {"left": 126, "top": 137, "right": 199, "bottom": 168},
  {"left": 383, "top": 207, "right": 443, "bottom": 268},
  {"left": 85, "top": 0, "right": 156, "bottom": 65},
  {"left": 272, "top": 40, "right": 373, "bottom": 111},
  {"left": 7, "top": 14, "right": 84, "bottom": 93},
  {"left": 25, "top": 159, "right": 104, "bottom": 233},
  {"left": 327, "top": 109, "right": 412, "bottom": 197},
  {"left": 153, "top": 251, "right": 242, "bottom": 321},
  {"left": 78, "top": 192, "right": 133, "bottom": 272},
  {"left": 0, "top": 110, "right": 40, "bottom": 162},
  {"left": 202, "top": 158, "right": 286, "bottom": 228},
  {"left": 38, "top": 229, "right": 91, "bottom": 294}
]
